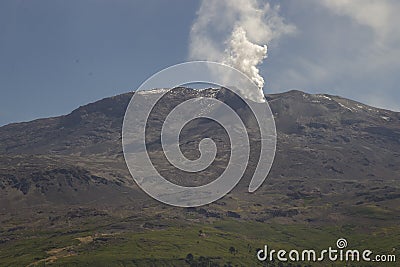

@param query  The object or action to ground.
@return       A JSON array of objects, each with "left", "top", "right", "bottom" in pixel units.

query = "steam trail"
[
  {"left": 189, "top": 0, "right": 295, "bottom": 100},
  {"left": 223, "top": 26, "right": 267, "bottom": 89}
]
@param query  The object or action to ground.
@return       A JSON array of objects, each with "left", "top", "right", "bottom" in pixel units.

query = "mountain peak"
[
  {"left": 0, "top": 87, "right": 399, "bottom": 232},
  {"left": 0, "top": 87, "right": 399, "bottom": 156}
]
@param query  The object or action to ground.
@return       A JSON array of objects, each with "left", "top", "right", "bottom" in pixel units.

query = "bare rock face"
[{"left": 0, "top": 87, "right": 399, "bottom": 227}]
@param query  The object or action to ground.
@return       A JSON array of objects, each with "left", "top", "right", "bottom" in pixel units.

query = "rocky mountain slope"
[
  {"left": 1, "top": 87, "right": 399, "bottom": 266},
  {"left": 0, "top": 87, "right": 399, "bottom": 225}
]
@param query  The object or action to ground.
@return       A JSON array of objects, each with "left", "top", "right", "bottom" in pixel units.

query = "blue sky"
[{"left": 1, "top": 0, "right": 399, "bottom": 126}]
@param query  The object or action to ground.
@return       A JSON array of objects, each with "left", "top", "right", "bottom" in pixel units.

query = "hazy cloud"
[{"left": 263, "top": 0, "right": 400, "bottom": 111}]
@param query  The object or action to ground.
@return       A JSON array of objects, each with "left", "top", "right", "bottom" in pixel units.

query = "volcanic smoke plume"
[
  {"left": 189, "top": 0, "right": 295, "bottom": 99},
  {"left": 223, "top": 26, "right": 267, "bottom": 89}
]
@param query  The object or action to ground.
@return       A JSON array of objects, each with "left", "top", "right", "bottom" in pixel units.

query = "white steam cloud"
[
  {"left": 189, "top": 0, "right": 295, "bottom": 99},
  {"left": 223, "top": 26, "right": 267, "bottom": 89}
]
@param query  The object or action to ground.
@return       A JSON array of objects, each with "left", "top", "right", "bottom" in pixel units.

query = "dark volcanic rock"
[{"left": 0, "top": 87, "right": 399, "bottom": 225}]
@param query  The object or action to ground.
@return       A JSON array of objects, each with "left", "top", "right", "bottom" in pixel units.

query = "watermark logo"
[
  {"left": 122, "top": 61, "right": 276, "bottom": 207},
  {"left": 257, "top": 238, "right": 396, "bottom": 263},
  {"left": 336, "top": 238, "right": 347, "bottom": 249}
]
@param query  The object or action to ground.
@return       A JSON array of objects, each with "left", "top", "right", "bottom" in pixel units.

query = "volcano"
[{"left": 0, "top": 88, "right": 399, "bottom": 266}]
